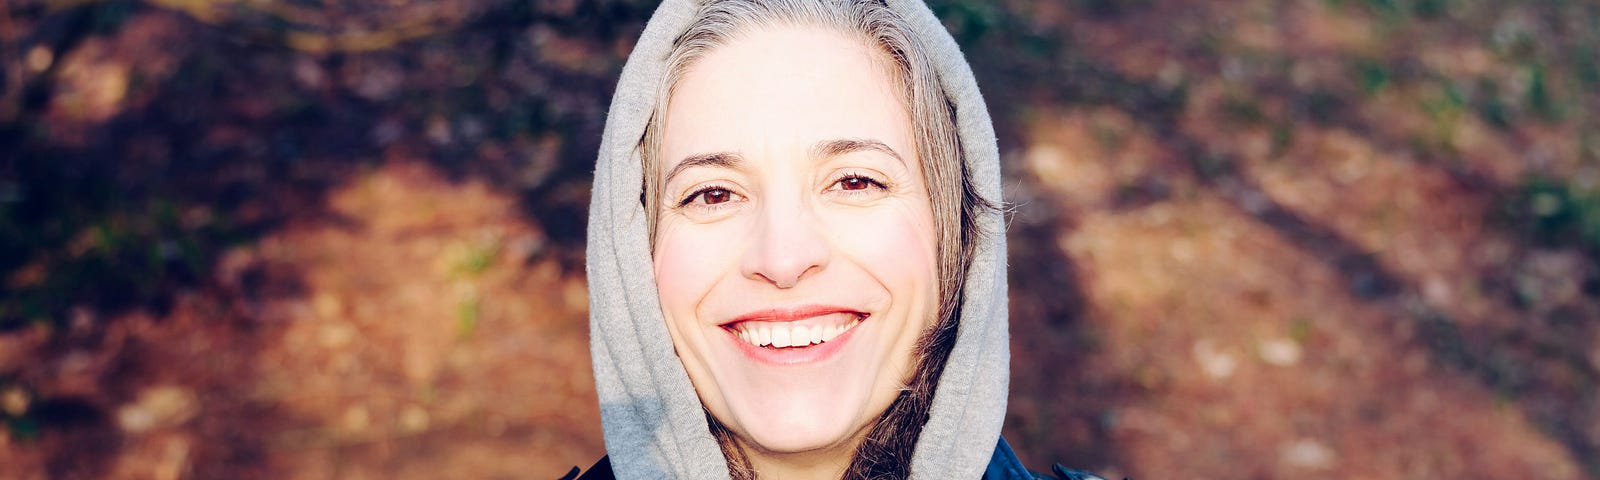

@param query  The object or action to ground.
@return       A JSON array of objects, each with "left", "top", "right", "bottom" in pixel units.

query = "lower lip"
[{"left": 725, "top": 318, "right": 864, "bottom": 366}]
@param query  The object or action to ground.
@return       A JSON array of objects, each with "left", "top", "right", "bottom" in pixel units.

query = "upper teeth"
[{"left": 733, "top": 316, "right": 862, "bottom": 348}]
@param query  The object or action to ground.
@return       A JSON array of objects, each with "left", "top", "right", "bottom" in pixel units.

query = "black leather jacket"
[
  {"left": 563, "top": 436, "right": 1114, "bottom": 479},
  {"left": 985, "top": 436, "right": 1111, "bottom": 480}
]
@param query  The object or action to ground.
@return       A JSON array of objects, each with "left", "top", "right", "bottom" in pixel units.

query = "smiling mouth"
[{"left": 726, "top": 313, "right": 865, "bottom": 349}]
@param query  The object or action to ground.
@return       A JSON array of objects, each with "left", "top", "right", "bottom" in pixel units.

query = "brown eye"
[
  {"left": 674, "top": 186, "right": 743, "bottom": 210},
  {"left": 833, "top": 174, "right": 885, "bottom": 192},
  {"left": 701, "top": 188, "right": 733, "bottom": 205}
]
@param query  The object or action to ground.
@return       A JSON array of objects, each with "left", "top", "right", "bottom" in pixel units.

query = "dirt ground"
[{"left": 3, "top": 0, "right": 1598, "bottom": 479}]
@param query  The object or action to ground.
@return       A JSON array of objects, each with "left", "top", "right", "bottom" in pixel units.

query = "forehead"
[{"left": 659, "top": 25, "right": 913, "bottom": 169}]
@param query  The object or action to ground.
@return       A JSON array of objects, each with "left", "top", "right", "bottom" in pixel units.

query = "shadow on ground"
[{"left": 3, "top": 0, "right": 1599, "bottom": 478}]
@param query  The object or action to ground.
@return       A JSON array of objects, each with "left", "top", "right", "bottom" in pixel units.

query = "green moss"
[
  {"left": 1354, "top": 58, "right": 1391, "bottom": 96},
  {"left": 1511, "top": 176, "right": 1600, "bottom": 252},
  {"left": 1524, "top": 63, "right": 1562, "bottom": 121},
  {"left": 456, "top": 298, "right": 480, "bottom": 340}
]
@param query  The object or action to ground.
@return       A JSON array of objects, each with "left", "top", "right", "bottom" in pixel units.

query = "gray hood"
[{"left": 585, "top": 0, "right": 1008, "bottom": 477}]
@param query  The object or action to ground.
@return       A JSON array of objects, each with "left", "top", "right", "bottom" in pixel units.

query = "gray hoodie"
[{"left": 585, "top": 0, "right": 1009, "bottom": 477}]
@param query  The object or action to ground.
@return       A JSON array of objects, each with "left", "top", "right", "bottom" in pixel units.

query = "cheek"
[
  {"left": 652, "top": 221, "right": 732, "bottom": 319},
  {"left": 830, "top": 201, "right": 939, "bottom": 304}
]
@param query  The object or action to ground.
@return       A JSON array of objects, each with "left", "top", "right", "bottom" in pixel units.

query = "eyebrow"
[
  {"left": 813, "top": 138, "right": 906, "bottom": 166},
  {"left": 664, "top": 152, "right": 744, "bottom": 185},
  {"left": 663, "top": 138, "right": 906, "bottom": 184}
]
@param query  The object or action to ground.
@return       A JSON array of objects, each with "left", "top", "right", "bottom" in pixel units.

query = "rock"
[
  {"left": 116, "top": 386, "right": 199, "bottom": 433},
  {"left": 1280, "top": 438, "right": 1336, "bottom": 470},
  {"left": 1258, "top": 338, "right": 1303, "bottom": 367},
  {"left": 1193, "top": 339, "right": 1238, "bottom": 380}
]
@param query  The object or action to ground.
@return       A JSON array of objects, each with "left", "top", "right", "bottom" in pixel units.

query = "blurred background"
[{"left": 2, "top": 0, "right": 1597, "bottom": 478}]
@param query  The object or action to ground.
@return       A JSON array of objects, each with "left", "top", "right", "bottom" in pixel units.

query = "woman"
[{"left": 584, "top": 1, "right": 1105, "bottom": 478}]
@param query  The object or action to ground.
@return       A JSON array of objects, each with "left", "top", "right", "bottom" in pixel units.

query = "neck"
[
  {"left": 735, "top": 430, "right": 866, "bottom": 480},
  {"left": 744, "top": 444, "right": 852, "bottom": 480}
]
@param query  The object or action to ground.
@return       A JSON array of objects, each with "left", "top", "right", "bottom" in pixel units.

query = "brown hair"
[{"left": 640, "top": 1, "right": 991, "bottom": 477}]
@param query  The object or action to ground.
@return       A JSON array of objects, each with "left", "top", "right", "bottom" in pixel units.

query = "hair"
[{"left": 639, "top": 1, "right": 991, "bottom": 477}]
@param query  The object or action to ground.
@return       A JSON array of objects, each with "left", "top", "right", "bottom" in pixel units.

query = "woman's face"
[{"left": 652, "top": 25, "right": 939, "bottom": 457}]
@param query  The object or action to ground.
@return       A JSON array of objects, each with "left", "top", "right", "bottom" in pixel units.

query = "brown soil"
[{"left": 3, "top": 0, "right": 1597, "bottom": 479}]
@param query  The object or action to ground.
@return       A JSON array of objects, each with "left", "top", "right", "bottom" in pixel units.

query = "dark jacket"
[
  {"left": 562, "top": 436, "right": 1114, "bottom": 480},
  {"left": 985, "top": 436, "right": 1111, "bottom": 480}
]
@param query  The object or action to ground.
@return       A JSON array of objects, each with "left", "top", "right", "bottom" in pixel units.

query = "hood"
[{"left": 584, "top": 0, "right": 1009, "bottom": 477}]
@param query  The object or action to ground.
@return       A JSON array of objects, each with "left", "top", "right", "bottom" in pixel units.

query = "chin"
[
  {"left": 727, "top": 386, "right": 871, "bottom": 454},
  {"left": 698, "top": 312, "right": 907, "bottom": 457}
]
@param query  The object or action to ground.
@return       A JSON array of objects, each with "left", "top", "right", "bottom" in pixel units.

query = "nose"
[{"left": 740, "top": 198, "right": 829, "bottom": 289}]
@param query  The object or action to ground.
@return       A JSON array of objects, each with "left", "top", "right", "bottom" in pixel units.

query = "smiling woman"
[
  {"left": 583, "top": 1, "right": 1104, "bottom": 479},
  {"left": 651, "top": 22, "right": 944, "bottom": 479}
]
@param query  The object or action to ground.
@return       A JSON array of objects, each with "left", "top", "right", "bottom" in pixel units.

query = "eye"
[
  {"left": 680, "top": 186, "right": 742, "bottom": 207},
  {"left": 831, "top": 174, "right": 887, "bottom": 192},
  {"left": 838, "top": 176, "right": 873, "bottom": 191},
  {"left": 700, "top": 188, "right": 734, "bottom": 204}
]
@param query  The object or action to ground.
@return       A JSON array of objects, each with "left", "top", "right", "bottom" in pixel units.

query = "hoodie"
[{"left": 585, "top": 0, "right": 1009, "bottom": 477}]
